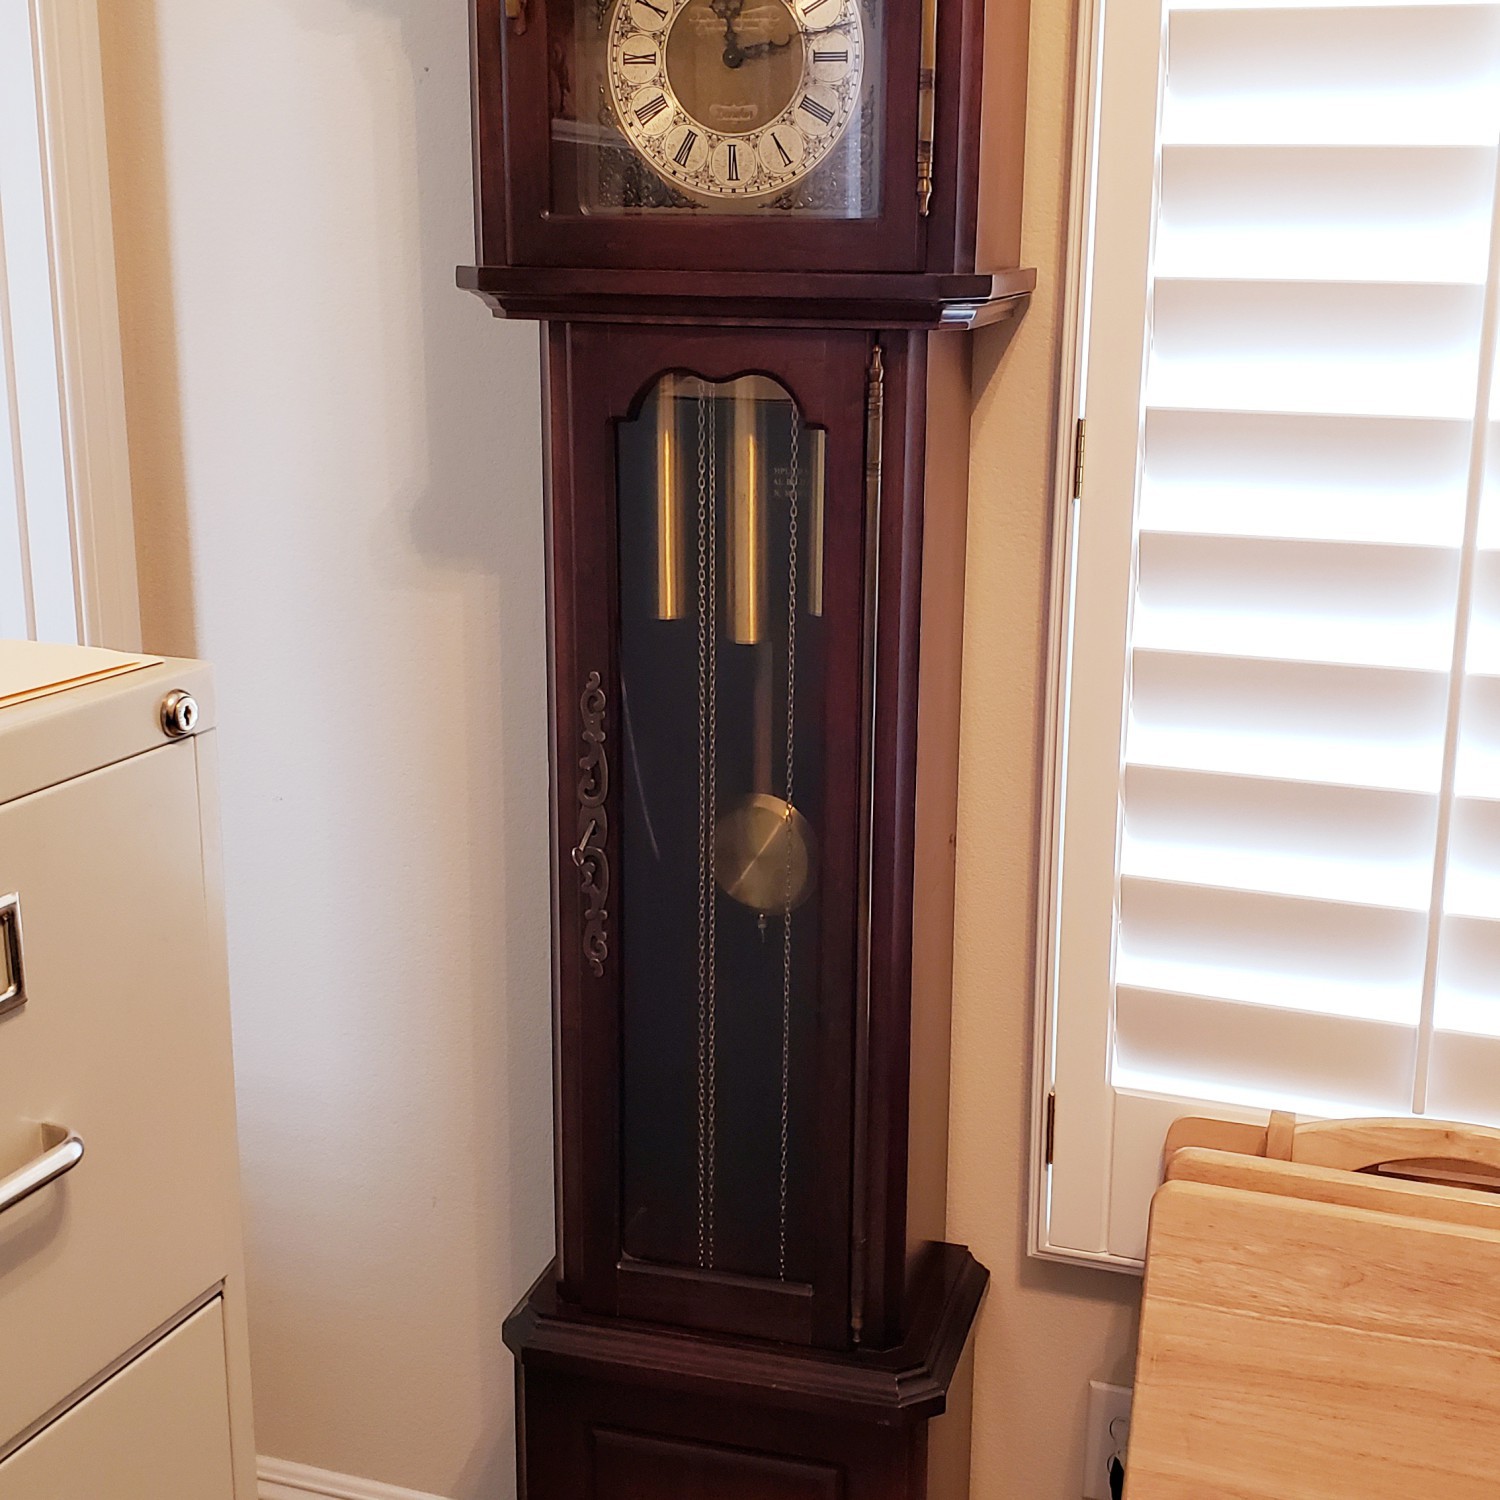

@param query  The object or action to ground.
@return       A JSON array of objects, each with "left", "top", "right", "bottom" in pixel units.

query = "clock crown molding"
[{"left": 456, "top": 265, "right": 1036, "bottom": 330}]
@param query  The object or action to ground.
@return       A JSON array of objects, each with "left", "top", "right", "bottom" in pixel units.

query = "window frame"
[
  {"left": 1030, "top": 0, "right": 1142, "bottom": 1272},
  {"left": 1, "top": 0, "right": 137, "bottom": 649}
]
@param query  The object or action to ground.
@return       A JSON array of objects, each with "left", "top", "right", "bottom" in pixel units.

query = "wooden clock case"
[
  {"left": 461, "top": 2, "right": 1033, "bottom": 1495},
  {"left": 460, "top": 0, "right": 1034, "bottom": 326}
]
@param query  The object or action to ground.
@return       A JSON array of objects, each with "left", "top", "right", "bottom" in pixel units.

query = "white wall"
[
  {"left": 99, "top": 4, "right": 554, "bottom": 1495},
  {"left": 99, "top": 1, "right": 1141, "bottom": 1496}
]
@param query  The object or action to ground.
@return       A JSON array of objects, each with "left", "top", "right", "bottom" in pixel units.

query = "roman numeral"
[
  {"left": 771, "top": 132, "right": 793, "bottom": 166},
  {"left": 636, "top": 93, "right": 668, "bottom": 125},
  {"left": 673, "top": 129, "right": 699, "bottom": 166},
  {"left": 623, "top": 51, "right": 656, "bottom": 66},
  {"left": 813, "top": 48, "right": 849, "bottom": 63},
  {"left": 799, "top": 96, "right": 835, "bottom": 126},
  {"left": 727, "top": 143, "right": 740, "bottom": 181}
]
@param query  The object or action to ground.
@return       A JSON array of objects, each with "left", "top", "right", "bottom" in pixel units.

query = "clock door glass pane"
[
  {"left": 616, "top": 373, "right": 830, "bottom": 1284},
  {"left": 549, "top": 0, "right": 883, "bottom": 218}
]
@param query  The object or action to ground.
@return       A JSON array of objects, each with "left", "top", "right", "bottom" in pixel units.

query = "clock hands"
[
  {"left": 710, "top": 0, "right": 747, "bottom": 65},
  {"left": 734, "top": 35, "right": 794, "bottom": 63},
  {"left": 710, "top": 0, "right": 794, "bottom": 69}
]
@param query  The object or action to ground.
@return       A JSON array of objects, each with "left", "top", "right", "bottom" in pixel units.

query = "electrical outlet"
[{"left": 1082, "top": 1380, "right": 1132, "bottom": 1500}]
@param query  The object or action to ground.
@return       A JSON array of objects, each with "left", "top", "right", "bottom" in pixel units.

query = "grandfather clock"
[{"left": 460, "top": 0, "right": 1032, "bottom": 1492}]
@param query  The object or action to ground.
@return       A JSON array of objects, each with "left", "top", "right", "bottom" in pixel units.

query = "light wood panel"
[
  {"left": 1128, "top": 1180, "right": 1500, "bottom": 1499},
  {"left": 1165, "top": 1113, "right": 1500, "bottom": 1190},
  {"left": 1289, "top": 1117, "right": 1500, "bottom": 1178},
  {"left": 1167, "top": 1147, "right": 1500, "bottom": 1233}
]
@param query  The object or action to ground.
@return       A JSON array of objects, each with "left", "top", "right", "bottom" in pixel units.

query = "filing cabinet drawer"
[
  {"left": 0, "top": 1299, "right": 235, "bottom": 1499},
  {"left": 0, "top": 740, "right": 242, "bottom": 1445}
]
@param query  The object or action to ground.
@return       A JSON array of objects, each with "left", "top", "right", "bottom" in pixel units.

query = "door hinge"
[
  {"left": 1072, "top": 418, "right": 1087, "bottom": 500},
  {"left": 917, "top": 0, "right": 938, "bottom": 214},
  {"left": 1044, "top": 1088, "right": 1057, "bottom": 1166}
]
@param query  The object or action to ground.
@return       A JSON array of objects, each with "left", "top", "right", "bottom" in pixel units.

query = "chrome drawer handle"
[
  {"left": 0, "top": 892, "right": 25, "bottom": 1020},
  {"left": 0, "top": 1126, "right": 84, "bottom": 1217}
]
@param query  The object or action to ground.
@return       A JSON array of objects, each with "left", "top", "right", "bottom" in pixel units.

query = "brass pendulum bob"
[
  {"left": 714, "top": 381, "right": 815, "bottom": 916},
  {"left": 715, "top": 791, "right": 815, "bottom": 917}
]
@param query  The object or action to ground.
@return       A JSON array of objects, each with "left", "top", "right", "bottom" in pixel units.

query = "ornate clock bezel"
[{"left": 605, "top": 0, "right": 868, "bottom": 204}]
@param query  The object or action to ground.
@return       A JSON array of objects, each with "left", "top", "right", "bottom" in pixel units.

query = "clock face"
[{"left": 607, "top": 0, "right": 867, "bottom": 203}]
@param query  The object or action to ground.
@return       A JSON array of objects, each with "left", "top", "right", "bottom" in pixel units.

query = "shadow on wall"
[{"left": 97, "top": 3, "right": 552, "bottom": 1497}]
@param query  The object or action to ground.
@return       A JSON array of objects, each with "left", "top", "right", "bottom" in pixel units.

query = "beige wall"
[
  {"left": 99, "top": 3, "right": 553, "bottom": 1495},
  {"left": 100, "top": 0, "right": 1140, "bottom": 1496},
  {"left": 948, "top": 0, "right": 1143, "bottom": 1494}
]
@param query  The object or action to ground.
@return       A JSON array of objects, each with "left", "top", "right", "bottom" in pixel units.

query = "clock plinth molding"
[
  {"left": 465, "top": 0, "right": 1030, "bottom": 1492},
  {"left": 506, "top": 1245, "right": 988, "bottom": 1499}
]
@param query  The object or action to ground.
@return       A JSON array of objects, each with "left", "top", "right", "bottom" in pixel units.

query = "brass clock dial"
[{"left": 608, "top": 0, "right": 867, "bottom": 202}]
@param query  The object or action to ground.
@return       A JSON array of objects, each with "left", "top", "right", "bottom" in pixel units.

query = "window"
[
  {"left": 1038, "top": 0, "right": 1500, "bottom": 1265},
  {"left": 0, "top": 0, "right": 136, "bottom": 647}
]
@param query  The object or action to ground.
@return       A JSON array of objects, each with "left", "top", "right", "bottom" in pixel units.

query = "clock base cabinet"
[
  {"left": 506, "top": 1245, "right": 986, "bottom": 1500},
  {"left": 0, "top": 653, "right": 256, "bottom": 1498}
]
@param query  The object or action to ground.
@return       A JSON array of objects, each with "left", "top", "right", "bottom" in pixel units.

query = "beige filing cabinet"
[{"left": 0, "top": 647, "right": 256, "bottom": 1498}]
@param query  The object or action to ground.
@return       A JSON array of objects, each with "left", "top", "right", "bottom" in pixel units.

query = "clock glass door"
[
  {"left": 616, "top": 372, "right": 828, "bottom": 1286},
  {"left": 552, "top": 326, "right": 870, "bottom": 1347},
  {"left": 551, "top": 0, "right": 884, "bottom": 220}
]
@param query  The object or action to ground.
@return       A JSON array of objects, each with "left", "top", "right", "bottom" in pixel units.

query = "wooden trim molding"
[
  {"left": 1027, "top": 0, "right": 1122, "bottom": 1267},
  {"left": 458, "top": 266, "right": 1036, "bottom": 332},
  {"left": 258, "top": 1457, "right": 453, "bottom": 1500}
]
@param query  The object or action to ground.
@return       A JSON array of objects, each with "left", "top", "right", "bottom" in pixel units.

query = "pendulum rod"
[
  {"left": 706, "top": 393, "right": 720, "bottom": 1268},
  {"left": 694, "top": 379, "right": 721, "bottom": 1271},
  {"left": 779, "top": 411, "right": 801, "bottom": 1283},
  {"left": 695, "top": 384, "right": 708, "bottom": 1270},
  {"left": 848, "top": 343, "right": 886, "bottom": 1342}
]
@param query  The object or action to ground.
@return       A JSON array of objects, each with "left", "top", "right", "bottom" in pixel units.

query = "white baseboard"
[{"left": 258, "top": 1456, "right": 454, "bottom": 1500}]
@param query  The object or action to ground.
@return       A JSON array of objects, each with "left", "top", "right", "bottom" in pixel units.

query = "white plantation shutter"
[{"left": 1039, "top": 0, "right": 1500, "bottom": 1264}]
